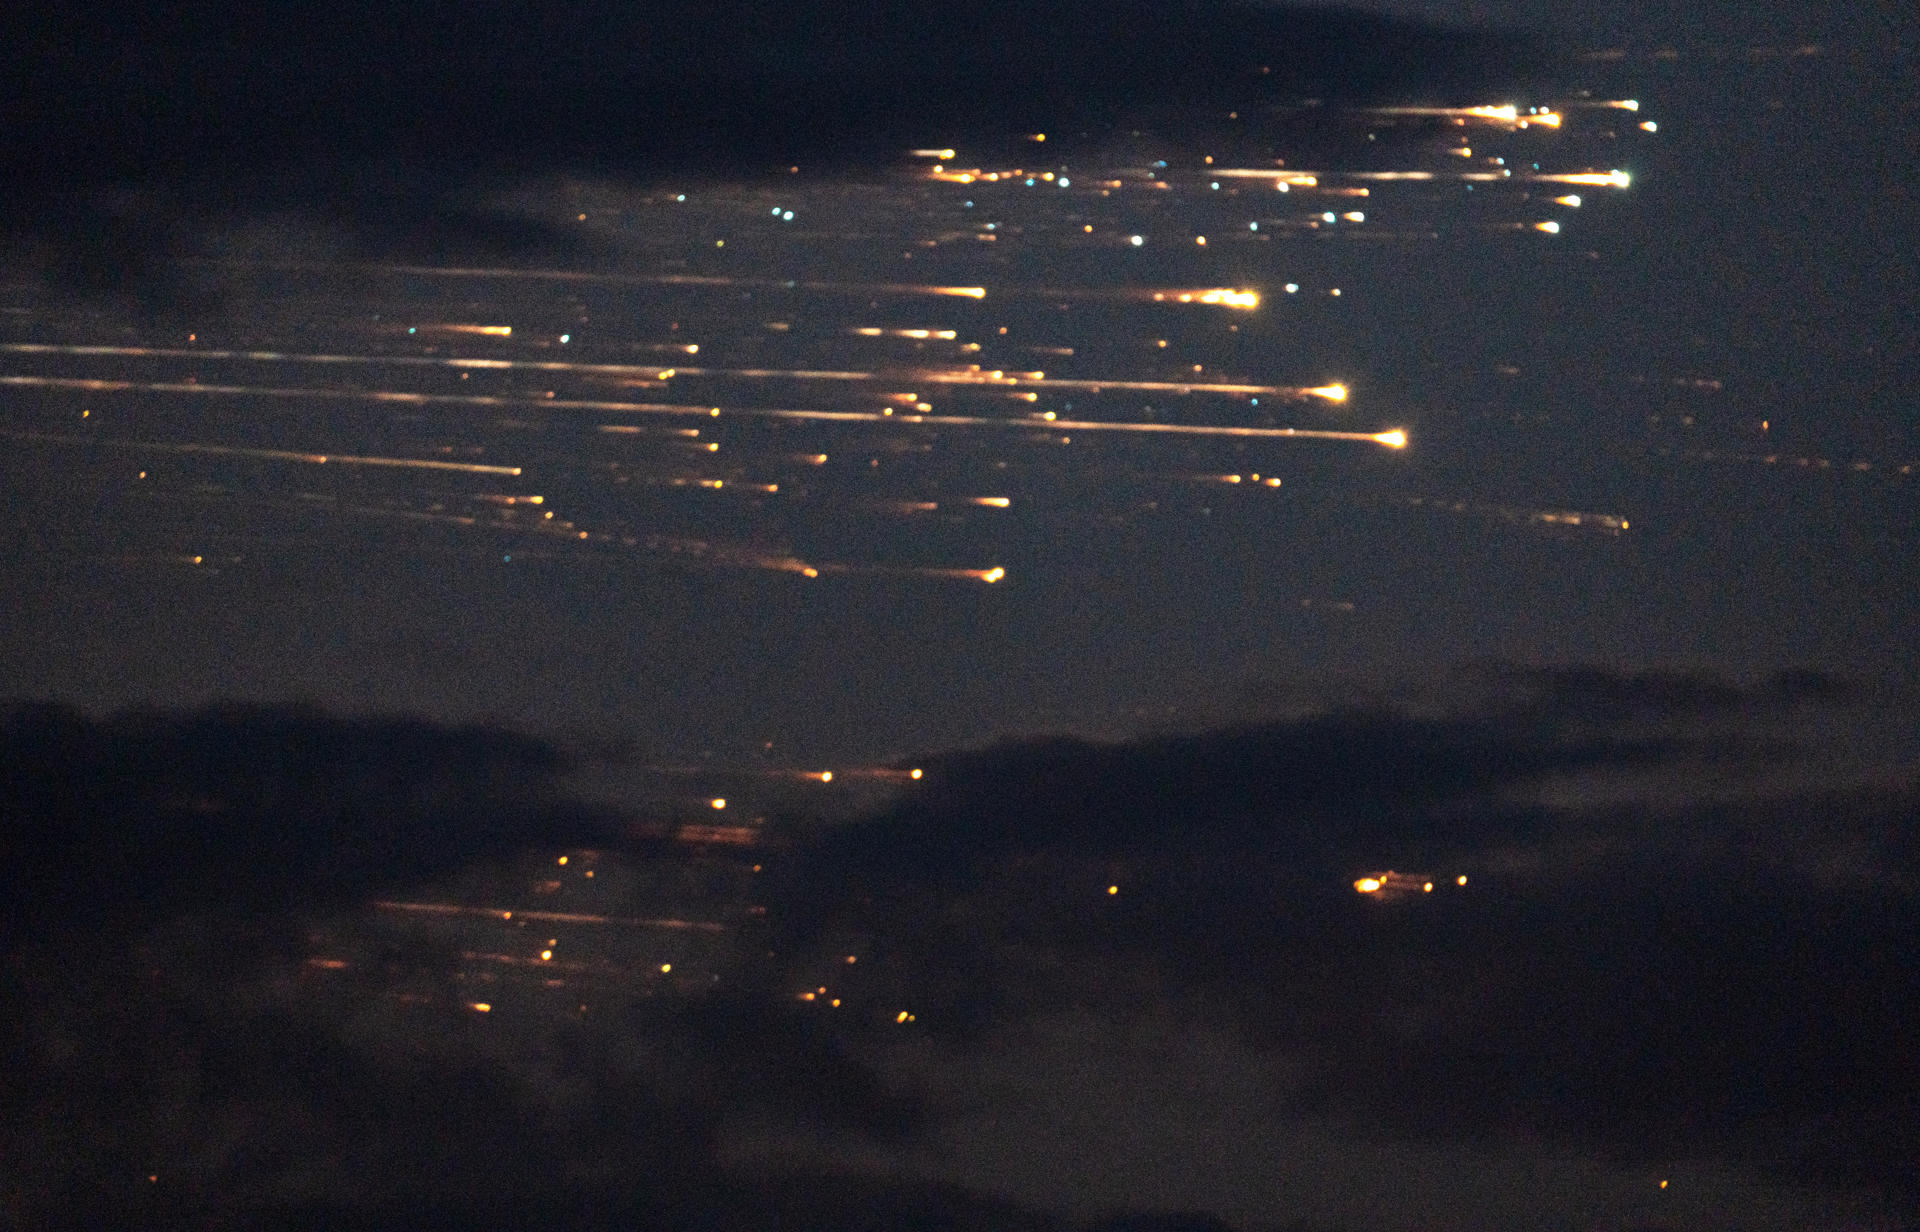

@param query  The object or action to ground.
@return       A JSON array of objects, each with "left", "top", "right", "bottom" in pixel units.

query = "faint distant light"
[
  {"left": 1130, "top": 235, "right": 1144, "bottom": 246},
  {"left": 1659, "top": 1179, "right": 1668, "bottom": 1189},
  {"left": 710, "top": 798, "right": 727, "bottom": 810},
  {"left": 846, "top": 955, "right": 858, "bottom": 963}
]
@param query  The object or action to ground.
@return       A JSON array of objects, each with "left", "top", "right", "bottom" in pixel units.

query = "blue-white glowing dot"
[
  {"left": 1284, "top": 283, "right": 1299, "bottom": 293},
  {"left": 782, "top": 210, "right": 794, "bottom": 221},
  {"left": 1322, "top": 212, "right": 1336, "bottom": 222},
  {"left": 1058, "top": 178, "right": 1069, "bottom": 187},
  {"left": 1249, "top": 222, "right": 1258, "bottom": 230},
  {"left": 1210, "top": 182, "right": 1219, "bottom": 190},
  {"left": 559, "top": 334, "right": 570, "bottom": 344},
  {"left": 1130, "top": 235, "right": 1144, "bottom": 246},
  {"left": 675, "top": 194, "right": 686, "bottom": 201}
]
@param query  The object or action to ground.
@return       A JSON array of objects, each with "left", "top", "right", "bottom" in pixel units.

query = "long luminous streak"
[
  {"left": 670, "top": 367, "right": 1335, "bottom": 398},
  {"left": 1, "top": 342, "right": 684, "bottom": 381},
  {"left": 0, "top": 426, "right": 523, "bottom": 474},
  {"left": 370, "top": 901, "right": 729, "bottom": 931},
  {"left": 250, "top": 263, "right": 990, "bottom": 299},
  {"left": 0, "top": 375, "right": 1399, "bottom": 444}
]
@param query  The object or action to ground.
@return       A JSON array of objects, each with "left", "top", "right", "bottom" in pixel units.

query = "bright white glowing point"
[
  {"left": 911, "top": 148, "right": 957, "bottom": 159},
  {"left": 1423, "top": 882, "right": 1434, "bottom": 892},
  {"left": 1457, "top": 875, "right": 1468, "bottom": 885},
  {"left": 1284, "top": 283, "right": 1299, "bottom": 293},
  {"left": 1307, "top": 384, "right": 1349, "bottom": 402},
  {"left": 1197, "top": 289, "right": 1259, "bottom": 308},
  {"left": 710, "top": 798, "right": 727, "bottom": 810},
  {"left": 540, "top": 950, "right": 553, "bottom": 961},
  {"left": 1640, "top": 121, "right": 1658, "bottom": 132},
  {"left": 1374, "top": 430, "right": 1408, "bottom": 448},
  {"left": 559, "top": 334, "right": 570, "bottom": 343},
  {"left": 1556, "top": 194, "right": 1583, "bottom": 207},
  {"left": 910, "top": 768, "right": 923, "bottom": 779},
  {"left": 1536, "top": 221, "right": 1561, "bottom": 234},
  {"left": 1322, "top": 212, "right": 1337, "bottom": 222},
  {"left": 1130, "top": 235, "right": 1144, "bottom": 246},
  {"left": 1355, "top": 878, "right": 1383, "bottom": 893},
  {"left": 1343, "top": 211, "right": 1365, "bottom": 222},
  {"left": 471, "top": 1002, "right": 492, "bottom": 1012},
  {"left": 661, "top": 963, "right": 672, "bottom": 973},
  {"left": 1619, "top": 99, "right": 1640, "bottom": 111},
  {"left": 896, "top": 1011, "right": 910, "bottom": 1023},
  {"left": 982, "top": 567, "right": 1007, "bottom": 583}
]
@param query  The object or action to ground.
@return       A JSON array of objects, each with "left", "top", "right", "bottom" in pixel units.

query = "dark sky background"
[{"left": 3, "top": 1, "right": 1918, "bottom": 1229}]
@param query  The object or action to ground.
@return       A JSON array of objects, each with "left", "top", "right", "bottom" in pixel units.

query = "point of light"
[
  {"left": 1130, "top": 235, "right": 1144, "bottom": 246},
  {"left": 1374, "top": 430, "right": 1408, "bottom": 449},
  {"left": 1107, "top": 884, "right": 1119, "bottom": 895},
  {"left": 470, "top": 1002, "right": 492, "bottom": 1012},
  {"left": 1555, "top": 194, "right": 1582, "bottom": 207},
  {"left": 910, "top": 768, "right": 923, "bottom": 779},
  {"left": 981, "top": 566, "right": 1006, "bottom": 583},
  {"left": 1355, "top": 878, "right": 1383, "bottom": 893},
  {"left": 710, "top": 798, "right": 726, "bottom": 810},
  {"left": 1536, "top": 220, "right": 1561, "bottom": 233},
  {"left": 1307, "top": 383, "right": 1349, "bottom": 403}
]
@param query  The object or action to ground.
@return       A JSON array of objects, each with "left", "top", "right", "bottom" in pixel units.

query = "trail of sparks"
[
  {"left": 0, "top": 427, "right": 524, "bottom": 475},
  {"left": 0, "top": 375, "right": 1403, "bottom": 445}
]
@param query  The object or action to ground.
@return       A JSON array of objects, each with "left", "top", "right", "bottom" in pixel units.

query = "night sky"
[{"left": 2, "top": 1, "right": 1916, "bottom": 1229}]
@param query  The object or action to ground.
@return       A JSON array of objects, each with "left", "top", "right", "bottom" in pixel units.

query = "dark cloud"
[
  {"left": 1, "top": 0, "right": 1550, "bottom": 302},
  {"left": 7, "top": 678, "right": 1913, "bottom": 1227},
  {"left": 0, "top": 701, "right": 615, "bottom": 931},
  {"left": 766, "top": 669, "right": 1920, "bottom": 1199}
]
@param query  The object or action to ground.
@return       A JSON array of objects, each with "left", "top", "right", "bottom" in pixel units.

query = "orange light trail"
[
  {"left": 370, "top": 901, "right": 730, "bottom": 931},
  {"left": 0, "top": 426, "right": 524, "bottom": 475},
  {"left": 0, "top": 376, "right": 1398, "bottom": 445}
]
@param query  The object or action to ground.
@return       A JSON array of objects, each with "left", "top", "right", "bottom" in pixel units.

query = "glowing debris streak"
[
  {"left": 0, "top": 375, "right": 1403, "bottom": 445},
  {"left": 0, "top": 427, "right": 524, "bottom": 475}
]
